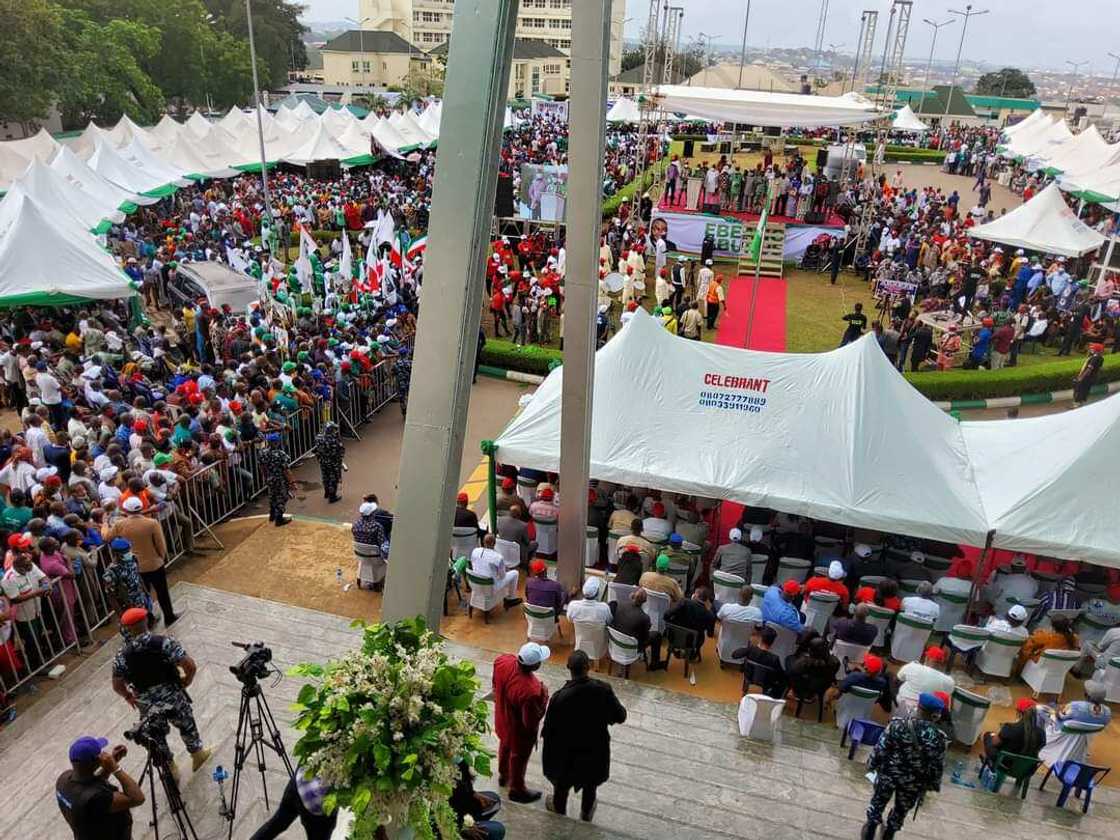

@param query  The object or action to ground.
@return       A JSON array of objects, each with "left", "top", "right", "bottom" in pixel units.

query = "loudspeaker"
[
  {"left": 683, "top": 139, "right": 695, "bottom": 157},
  {"left": 816, "top": 148, "right": 829, "bottom": 169},
  {"left": 494, "top": 174, "right": 514, "bottom": 218},
  {"left": 719, "top": 141, "right": 731, "bottom": 154},
  {"left": 805, "top": 210, "right": 826, "bottom": 224},
  {"left": 307, "top": 159, "right": 341, "bottom": 180}
]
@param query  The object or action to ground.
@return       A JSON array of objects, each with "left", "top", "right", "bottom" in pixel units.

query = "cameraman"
[
  {"left": 110, "top": 607, "right": 212, "bottom": 778},
  {"left": 248, "top": 767, "right": 336, "bottom": 840},
  {"left": 56, "top": 735, "right": 145, "bottom": 839}
]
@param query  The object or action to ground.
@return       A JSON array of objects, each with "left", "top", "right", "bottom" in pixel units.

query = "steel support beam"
[
  {"left": 555, "top": 1, "right": 611, "bottom": 592},
  {"left": 381, "top": 0, "right": 518, "bottom": 628}
]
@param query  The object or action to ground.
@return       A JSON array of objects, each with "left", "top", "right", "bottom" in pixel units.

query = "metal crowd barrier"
[{"left": 1, "top": 376, "right": 405, "bottom": 705}]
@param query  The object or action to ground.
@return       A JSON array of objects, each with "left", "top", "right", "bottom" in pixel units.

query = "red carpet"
[
  {"left": 657, "top": 197, "right": 845, "bottom": 228},
  {"left": 711, "top": 272, "right": 789, "bottom": 543}
]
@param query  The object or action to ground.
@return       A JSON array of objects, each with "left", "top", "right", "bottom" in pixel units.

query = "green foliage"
[
  {"left": 904, "top": 354, "right": 1120, "bottom": 402},
  {"left": 881, "top": 148, "right": 946, "bottom": 164},
  {"left": 0, "top": 0, "right": 65, "bottom": 125},
  {"left": 205, "top": 0, "right": 308, "bottom": 90},
  {"left": 974, "top": 68, "right": 1037, "bottom": 98},
  {"left": 289, "top": 618, "right": 491, "bottom": 839},
  {"left": 480, "top": 339, "right": 562, "bottom": 376},
  {"left": 602, "top": 167, "right": 657, "bottom": 219}
]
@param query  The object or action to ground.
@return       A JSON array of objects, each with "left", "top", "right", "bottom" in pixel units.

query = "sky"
[{"left": 301, "top": 0, "right": 1119, "bottom": 73}]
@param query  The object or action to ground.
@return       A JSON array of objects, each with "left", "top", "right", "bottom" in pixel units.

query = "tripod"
[
  {"left": 138, "top": 746, "right": 199, "bottom": 840},
  {"left": 222, "top": 678, "right": 294, "bottom": 840}
]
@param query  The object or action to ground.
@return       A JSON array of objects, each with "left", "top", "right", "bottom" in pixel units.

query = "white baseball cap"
[
  {"left": 517, "top": 642, "right": 551, "bottom": 666},
  {"left": 828, "top": 560, "right": 845, "bottom": 580},
  {"left": 750, "top": 526, "right": 763, "bottom": 543},
  {"left": 359, "top": 501, "right": 378, "bottom": 516},
  {"left": 582, "top": 577, "right": 601, "bottom": 598},
  {"left": 121, "top": 496, "right": 144, "bottom": 513},
  {"left": 1008, "top": 605, "right": 1028, "bottom": 621},
  {"left": 728, "top": 528, "right": 743, "bottom": 542},
  {"left": 854, "top": 543, "right": 872, "bottom": 558}
]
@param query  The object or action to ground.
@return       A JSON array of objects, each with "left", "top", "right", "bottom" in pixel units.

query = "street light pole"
[
  {"left": 345, "top": 17, "right": 373, "bottom": 96},
  {"left": 1066, "top": 59, "right": 1090, "bottom": 114},
  {"left": 944, "top": 5, "right": 989, "bottom": 122},
  {"left": 827, "top": 42, "right": 844, "bottom": 80},
  {"left": 245, "top": 0, "right": 274, "bottom": 224},
  {"left": 917, "top": 18, "right": 953, "bottom": 118},
  {"left": 698, "top": 32, "right": 715, "bottom": 85},
  {"left": 1109, "top": 52, "right": 1120, "bottom": 96},
  {"left": 737, "top": 0, "right": 752, "bottom": 89}
]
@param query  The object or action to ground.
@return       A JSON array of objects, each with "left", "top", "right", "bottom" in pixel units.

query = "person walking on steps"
[
  {"left": 861, "top": 692, "right": 948, "bottom": 839},
  {"left": 261, "top": 432, "right": 295, "bottom": 526},
  {"left": 492, "top": 642, "right": 550, "bottom": 804},
  {"left": 313, "top": 421, "right": 345, "bottom": 504}
]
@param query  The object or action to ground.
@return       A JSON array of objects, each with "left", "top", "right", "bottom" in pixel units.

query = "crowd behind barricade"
[{"left": 457, "top": 468, "right": 1120, "bottom": 827}]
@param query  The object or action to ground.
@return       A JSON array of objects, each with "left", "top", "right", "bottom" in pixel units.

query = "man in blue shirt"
[
  {"left": 1056, "top": 680, "right": 1112, "bottom": 727},
  {"left": 762, "top": 580, "right": 805, "bottom": 633},
  {"left": 1027, "top": 260, "right": 1046, "bottom": 293},
  {"left": 1047, "top": 260, "right": 1072, "bottom": 298},
  {"left": 1010, "top": 262, "right": 1033, "bottom": 310}
]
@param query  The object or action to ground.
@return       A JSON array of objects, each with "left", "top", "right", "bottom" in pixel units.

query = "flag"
[
  {"left": 362, "top": 231, "right": 379, "bottom": 294},
  {"left": 295, "top": 227, "right": 317, "bottom": 293},
  {"left": 406, "top": 235, "right": 427, "bottom": 261},
  {"left": 339, "top": 231, "right": 353, "bottom": 283},
  {"left": 226, "top": 246, "right": 250, "bottom": 276},
  {"left": 749, "top": 184, "right": 771, "bottom": 263},
  {"left": 389, "top": 234, "right": 402, "bottom": 268}
]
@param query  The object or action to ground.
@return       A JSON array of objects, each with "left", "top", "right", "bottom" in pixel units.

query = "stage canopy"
[
  {"left": 892, "top": 104, "right": 929, "bottom": 132},
  {"left": 968, "top": 183, "right": 1106, "bottom": 257},
  {"left": 494, "top": 309, "right": 992, "bottom": 547},
  {"left": 494, "top": 309, "right": 1120, "bottom": 565},
  {"left": 606, "top": 97, "right": 641, "bottom": 123},
  {"left": 650, "top": 85, "right": 882, "bottom": 128}
]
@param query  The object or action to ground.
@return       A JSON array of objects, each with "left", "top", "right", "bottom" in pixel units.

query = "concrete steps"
[
  {"left": 2, "top": 583, "right": 1116, "bottom": 840},
  {"left": 738, "top": 222, "right": 786, "bottom": 279}
]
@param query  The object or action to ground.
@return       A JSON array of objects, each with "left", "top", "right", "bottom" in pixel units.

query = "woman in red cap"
[{"left": 981, "top": 697, "right": 1045, "bottom": 764}]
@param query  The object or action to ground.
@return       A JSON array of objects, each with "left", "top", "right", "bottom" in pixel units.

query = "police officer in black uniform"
[
  {"left": 56, "top": 735, "right": 145, "bottom": 839},
  {"left": 110, "top": 607, "right": 212, "bottom": 780}
]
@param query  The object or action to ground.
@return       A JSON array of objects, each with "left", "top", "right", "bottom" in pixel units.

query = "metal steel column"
[
  {"left": 555, "top": 1, "right": 610, "bottom": 592},
  {"left": 380, "top": 0, "right": 518, "bottom": 627}
]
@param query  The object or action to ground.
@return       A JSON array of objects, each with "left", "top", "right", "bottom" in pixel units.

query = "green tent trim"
[
  {"left": 0, "top": 288, "right": 136, "bottom": 308},
  {"left": 140, "top": 183, "right": 178, "bottom": 199},
  {"left": 342, "top": 153, "right": 380, "bottom": 167},
  {"left": 232, "top": 161, "right": 278, "bottom": 173}
]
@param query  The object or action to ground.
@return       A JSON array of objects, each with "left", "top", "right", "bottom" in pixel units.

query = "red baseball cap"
[
  {"left": 652, "top": 502, "right": 666, "bottom": 518},
  {"left": 456, "top": 492, "right": 469, "bottom": 504},
  {"left": 1015, "top": 697, "right": 1036, "bottom": 713},
  {"left": 923, "top": 645, "right": 946, "bottom": 663},
  {"left": 120, "top": 607, "right": 148, "bottom": 626},
  {"left": 529, "top": 559, "right": 546, "bottom": 575},
  {"left": 501, "top": 477, "right": 514, "bottom": 491},
  {"left": 782, "top": 580, "right": 802, "bottom": 596},
  {"left": 862, "top": 654, "right": 883, "bottom": 675},
  {"left": 540, "top": 487, "right": 554, "bottom": 501}
]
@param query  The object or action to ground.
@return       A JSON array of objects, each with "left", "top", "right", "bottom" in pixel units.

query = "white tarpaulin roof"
[
  {"left": 13, "top": 159, "right": 125, "bottom": 230},
  {"left": 1002, "top": 115, "right": 1074, "bottom": 162},
  {"left": 963, "top": 394, "right": 1120, "bottom": 565},
  {"left": 494, "top": 310, "right": 992, "bottom": 546},
  {"left": 50, "top": 145, "right": 155, "bottom": 210},
  {"left": 1035, "top": 125, "right": 1119, "bottom": 174},
  {"left": 651, "top": 85, "right": 882, "bottom": 127},
  {"left": 1001, "top": 109, "right": 1047, "bottom": 139},
  {"left": 892, "top": 104, "right": 929, "bottom": 132},
  {"left": 968, "top": 183, "right": 1105, "bottom": 257},
  {"left": 606, "top": 97, "right": 641, "bottom": 123}
]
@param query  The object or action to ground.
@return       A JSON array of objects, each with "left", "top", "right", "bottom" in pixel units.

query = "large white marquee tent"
[
  {"left": 967, "top": 183, "right": 1106, "bottom": 257},
  {"left": 650, "top": 85, "right": 882, "bottom": 128},
  {"left": 494, "top": 310, "right": 1120, "bottom": 565}
]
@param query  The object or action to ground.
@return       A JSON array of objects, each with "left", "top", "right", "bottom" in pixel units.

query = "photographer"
[
  {"left": 110, "top": 607, "right": 212, "bottom": 778},
  {"left": 56, "top": 735, "right": 145, "bottom": 839},
  {"left": 248, "top": 767, "right": 336, "bottom": 840}
]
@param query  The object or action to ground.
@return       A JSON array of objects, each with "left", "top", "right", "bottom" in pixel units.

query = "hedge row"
[
  {"left": 602, "top": 168, "right": 657, "bottom": 219},
  {"left": 480, "top": 336, "right": 1120, "bottom": 403}
]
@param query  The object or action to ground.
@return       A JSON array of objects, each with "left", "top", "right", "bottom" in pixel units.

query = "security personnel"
[
  {"left": 56, "top": 735, "right": 145, "bottom": 840},
  {"left": 110, "top": 608, "right": 212, "bottom": 779}
]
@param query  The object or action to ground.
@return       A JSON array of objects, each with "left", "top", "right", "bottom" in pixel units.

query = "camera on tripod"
[
  {"left": 229, "top": 640, "right": 273, "bottom": 685},
  {"left": 124, "top": 712, "right": 173, "bottom": 763}
]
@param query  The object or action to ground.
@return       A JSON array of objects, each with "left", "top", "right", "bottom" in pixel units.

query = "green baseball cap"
[{"left": 655, "top": 554, "right": 670, "bottom": 572}]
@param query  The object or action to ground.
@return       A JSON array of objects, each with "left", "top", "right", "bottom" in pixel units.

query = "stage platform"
[
  {"left": 656, "top": 197, "right": 846, "bottom": 229},
  {"left": 3, "top": 582, "right": 1116, "bottom": 840}
]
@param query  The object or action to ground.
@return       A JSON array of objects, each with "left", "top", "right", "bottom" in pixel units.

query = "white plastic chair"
[
  {"left": 607, "top": 627, "right": 644, "bottom": 677},
  {"left": 976, "top": 629, "right": 1025, "bottom": 679},
  {"left": 803, "top": 591, "right": 839, "bottom": 635},
  {"left": 607, "top": 581, "right": 637, "bottom": 605},
  {"left": 523, "top": 604, "right": 557, "bottom": 643},
  {"left": 1034, "top": 607, "right": 1081, "bottom": 633},
  {"left": 585, "top": 526, "right": 599, "bottom": 568},
  {"left": 813, "top": 536, "right": 842, "bottom": 564},
  {"left": 573, "top": 619, "right": 608, "bottom": 661},
  {"left": 767, "top": 623, "right": 799, "bottom": 663},
  {"left": 1076, "top": 613, "right": 1118, "bottom": 650},
  {"left": 642, "top": 588, "right": 671, "bottom": 633},
  {"left": 950, "top": 686, "right": 992, "bottom": 746},
  {"left": 750, "top": 553, "right": 770, "bottom": 583},
  {"left": 494, "top": 537, "right": 520, "bottom": 572},
  {"left": 924, "top": 555, "right": 952, "bottom": 582},
  {"left": 835, "top": 685, "right": 880, "bottom": 733},
  {"left": 532, "top": 516, "right": 558, "bottom": 556},
  {"left": 859, "top": 575, "right": 888, "bottom": 590},
  {"left": 748, "top": 583, "right": 768, "bottom": 611},
  {"left": 515, "top": 476, "right": 538, "bottom": 507},
  {"left": 717, "top": 617, "right": 755, "bottom": 666},
  {"left": 451, "top": 526, "right": 479, "bottom": 564},
  {"left": 1102, "top": 656, "right": 1120, "bottom": 703},
  {"left": 1021, "top": 649, "right": 1079, "bottom": 698},
  {"left": 933, "top": 590, "right": 969, "bottom": 632},
  {"left": 865, "top": 604, "right": 895, "bottom": 648},
  {"left": 832, "top": 640, "right": 871, "bottom": 680},
  {"left": 738, "top": 694, "right": 786, "bottom": 741},
  {"left": 890, "top": 614, "right": 934, "bottom": 663},
  {"left": 1039, "top": 717, "right": 1107, "bottom": 768},
  {"left": 712, "top": 570, "right": 745, "bottom": 606},
  {"left": 665, "top": 560, "right": 691, "bottom": 592},
  {"left": 466, "top": 571, "right": 500, "bottom": 623},
  {"left": 607, "top": 529, "right": 628, "bottom": 565},
  {"left": 776, "top": 556, "right": 811, "bottom": 585}
]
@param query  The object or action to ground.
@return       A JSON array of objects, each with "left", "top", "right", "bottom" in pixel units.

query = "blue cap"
[
  {"left": 918, "top": 692, "right": 946, "bottom": 713},
  {"left": 669, "top": 533, "right": 683, "bottom": 546},
  {"left": 265, "top": 432, "right": 282, "bottom": 443},
  {"left": 109, "top": 537, "right": 131, "bottom": 552},
  {"left": 69, "top": 736, "right": 108, "bottom": 763}
]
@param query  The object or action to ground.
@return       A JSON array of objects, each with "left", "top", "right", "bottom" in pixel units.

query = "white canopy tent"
[
  {"left": 0, "top": 190, "right": 134, "bottom": 306},
  {"left": 87, "top": 138, "right": 177, "bottom": 197},
  {"left": 0, "top": 128, "right": 60, "bottom": 191},
  {"left": 606, "top": 97, "right": 642, "bottom": 124},
  {"left": 13, "top": 160, "right": 125, "bottom": 232},
  {"left": 1002, "top": 115, "right": 1074, "bottom": 163},
  {"left": 650, "top": 85, "right": 882, "bottom": 127},
  {"left": 50, "top": 145, "right": 155, "bottom": 211},
  {"left": 1035, "top": 125, "right": 1119, "bottom": 175},
  {"left": 968, "top": 183, "right": 1106, "bottom": 257},
  {"left": 891, "top": 104, "right": 929, "bottom": 133},
  {"left": 1001, "top": 109, "right": 1047, "bottom": 139},
  {"left": 963, "top": 395, "right": 1120, "bottom": 565},
  {"left": 494, "top": 310, "right": 992, "bottom": 546}
]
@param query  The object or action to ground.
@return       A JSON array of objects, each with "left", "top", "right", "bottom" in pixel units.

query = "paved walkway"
[{"left": 3, "top": 583, "right": 1114, "bottom": 840}]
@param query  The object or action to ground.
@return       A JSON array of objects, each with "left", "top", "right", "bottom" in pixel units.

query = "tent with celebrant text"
[
  {"left": 493, "top": 309, "right": 992, "bottom": 546},
  {"left": 967, "top": 183, "right": 1105, "bottom": 257}
]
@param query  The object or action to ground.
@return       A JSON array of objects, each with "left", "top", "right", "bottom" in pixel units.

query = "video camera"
[
  {"left": 229, "top": 641, "right": 273, "bottom": 686},
  {"left": 124, "top": 712, "right": 173, "bottom": 763}
]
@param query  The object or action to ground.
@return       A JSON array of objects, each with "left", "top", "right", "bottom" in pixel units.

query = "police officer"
[
  {"left": 56, "top": 735, "right": 145, "bottom": 839},
  {"left": 110, "top": 608, "right": 212, "bottom": 779}
]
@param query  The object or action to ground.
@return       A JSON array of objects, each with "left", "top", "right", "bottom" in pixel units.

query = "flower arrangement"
[{"left": 289, "top": 617, "right": 492, "bottom": 839}]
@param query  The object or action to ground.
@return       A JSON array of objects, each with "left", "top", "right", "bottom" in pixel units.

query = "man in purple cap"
[{"left": 56, "top": 735, "right": 145, "bottom": 839}]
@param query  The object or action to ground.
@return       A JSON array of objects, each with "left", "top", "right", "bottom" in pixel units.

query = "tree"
[
  {"left": 617, "top": 43, "right": 703, "bottom": 82},
  {"left": 975, "top": 68, "right": 1036, "bottom": 98},
  {"left": 0, "top": 0, "right": 66, "bottom": 126},
  {"left": 204, "top": 0, "right": 308, "bottom": 89}
]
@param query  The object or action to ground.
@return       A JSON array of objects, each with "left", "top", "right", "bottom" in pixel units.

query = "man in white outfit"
[{"left": 471, "top": 533, "right": 522, "bottom": 608}]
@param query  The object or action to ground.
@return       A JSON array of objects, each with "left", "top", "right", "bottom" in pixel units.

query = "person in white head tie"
[
  {"left": 985, "top": 603, "right": 1030, "bottom": 638},
  {"left": 566, "top": 577, "right": 613, "bottom": 626},
  {"left": 470, "top": 533, "right": 522, "bottom": 609}
]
